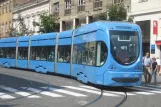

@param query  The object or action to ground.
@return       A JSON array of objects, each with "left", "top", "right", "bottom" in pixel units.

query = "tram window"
[
  {"left": 96, "top": 42, "right": 107, "bottom": 66},
  {"left": 73, "top": 42, "right": 96, "bottom": 66},
  {"left": 31, "top": 47, "right": 36, "bottom": 60},
  {"left": 3, "top": 47, "right": 16, "bottom": 59},
  {"left": 57, "top": 45, "right": 71, "bottom": 63},
  {"left": 40, "top": 47, "right": 47, "bottom": 61},
  {"left": 72, "top": 45, "right": 78, "bottom": 63},
  {"left": 87, "top": 42, "right": 96, "bottom": 66},
  {"left": 18, "top": 47, "right": 28, "bottom": 60},
  {"left": 47, "top": 46, "right": 55, "bottom": 62},
  {"left": 0, "top": 48, "right": 3, "bottom": 58}
]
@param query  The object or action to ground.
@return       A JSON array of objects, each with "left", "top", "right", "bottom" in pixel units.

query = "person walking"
[
  {"left": 156, "top": 57, "right": 161, "bottom": 75},
  {"left": 143, "top": 53, "right": 152, "bottom": 83},
  {"left": 151, "top": 57, "right": 158, "bottom": 84}
]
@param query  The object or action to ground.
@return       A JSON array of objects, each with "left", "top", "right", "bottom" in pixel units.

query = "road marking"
[
  {"left": 41, "top": 87, "right": 87, "bottom": 97},
  {"left": 144, "top": 84, "right": 161, "bottom": 89},
  {"left": 127, "top": 86, "right": 161, "bottom": 94},
  {"left": 80, "top": 86, "right": 99, "bottom": 90},
  {"left": 80, "top": 85, "right": 135, "bottom": 96},
  {"left": 0, "top": 86, "right": 40, "bottom": 98},
  {"left": 135, "top": 86, "right": 161, "bottom": 91},
  {"left": 134, "top": 92, "right": 154, "bottom": 95},
  {"left": 0, "top": 92, "right": 15, "bottom": 99},
  {"left": 22, "top": 87, "right": 63, "bottom": 98},
  {"left": 106, "top": 91, "right": 135, "bottom": 96},
  {"left": 63, "top": 86, "right": 119, "bottom": 97},
  {"left": 150, "top": 91, "right": 161, "bottom": 94}
]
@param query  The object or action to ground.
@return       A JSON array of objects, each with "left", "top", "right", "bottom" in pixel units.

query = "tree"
[
  {"left": 98, "top": 3, "right": 127, "bottom": 21},
  {"left": 127, "top": 15, "right": 134, "bottom": 23},
  {"left": 98, "top": 12, "right": 107, "bottom": 20},
  {"left": 108, "top": 3, "right": 127, "bottom": 21},
  {"left": 9, "top": 14, "right": 34, "bottom": 37},
  {"left": 37, "top": 12, "right": 59, "bottom": 33}
]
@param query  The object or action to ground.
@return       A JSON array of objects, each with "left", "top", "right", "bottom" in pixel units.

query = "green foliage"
[
  {"left": 98, "top": 12, "right": 107, "bottom": 20},
  {"left": 39, "top": 13, "right": 59, "bottom": 33},
  {"left": 127, "top": 15, "right": 134, "bottom": 23},
  {"left": 9, "top": 14, "right": 33, "bottom": 37},
  {"left": 108, "top": 3, "right": 127, "bottom": 21}
]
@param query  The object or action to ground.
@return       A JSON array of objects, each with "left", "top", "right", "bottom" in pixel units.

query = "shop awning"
[{"left": 156, "top": 41, "right": 161, "bottom": 45}]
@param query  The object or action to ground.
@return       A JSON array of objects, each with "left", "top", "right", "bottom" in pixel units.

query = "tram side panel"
[
  {"left": 56, "top": 38, "right": 71, "bottom": 76},
  {"left": 30, "top": 39, "right": 55, "bottom": 73},
  {"left": 17, "top": 40, "right": 29, "bottom": 69}
]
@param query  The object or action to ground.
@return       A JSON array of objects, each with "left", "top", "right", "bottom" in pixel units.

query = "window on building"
[
  {"left": 5, "top": 4, "right": 8, "bottom": 13},
  {"left": 65, "top": 0, "right": 71, "bottom": 9},
  {"left": 114, "top": 0, "right": 124, "bottom": 4},
  {"left": 93, "top": 0, "right": 102, "bottom": 9},
  {"left": 77, "top": 0, "right": 85, "bottom": 12},
  {"left": 9, "top": 21, "right": 12, "bottom": 29},
  {"left": 5, "top": 23, "right": 8, "bottom": 32},
  {"left": 9, "top": 2, "right": 12, "bottom": 12},
  {"left": 0, "top": 6, "right": 1, "bottom": 15},
  {"left": 78, "top": 0, "right": 85, "bottom": 6},
  {"left": 139, "top": 0, "right": 148, "bottom": 2},
  {"left": 33, "top": 18, "right": 35, "bottom": 32},
  {"left": 1, "top": 24, "right": 4, "bottom": 33},
  {"left": 64, "top": 0, "right": 71, "bottom": 15},
  {"left": 53, "top": 2, "right": 59, "bottom": 16},
  {"left": 2, "top": 5, "right": 4, "bottom": 14}
]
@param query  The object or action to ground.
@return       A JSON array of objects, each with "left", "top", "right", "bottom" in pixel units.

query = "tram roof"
[
  {"left": 18, "top": 36, "right": 30, "bottom": 41},
  {"left": 0, "top": 37, "right": 17, "bottom": 43},
  {"left": 74, "top": 21, "right": 138, "bottom": 35},
  {"left": 31, "top": 32, "right": 57, "bottom": 40}
]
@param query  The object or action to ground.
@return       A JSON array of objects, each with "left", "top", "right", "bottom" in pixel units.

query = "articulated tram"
[{"left": 0, "top": 21, "right": 142, "bottom": 86}]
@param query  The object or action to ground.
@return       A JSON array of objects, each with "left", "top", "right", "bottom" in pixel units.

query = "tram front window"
[{"left": 110, "top": 30, "right": 139, "bottom": 65}]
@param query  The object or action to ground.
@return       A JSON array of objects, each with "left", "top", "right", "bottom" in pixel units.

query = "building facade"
[
  {"left": 13, "top": 0, "right": 50, "bottom": 36},
  {"left": 0, "top": 0, "right": 26, "bottom": 38},
  {"left": 50, "top": 0, "right": 131, "bottom": 32},
  {"left": 130, "top": 0, "right": 161, "bottom": 58},
  {"left": 0, "top": 0, "right": 13, "bottom": 38}
]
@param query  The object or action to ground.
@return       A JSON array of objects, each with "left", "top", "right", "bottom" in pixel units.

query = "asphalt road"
[{"left": 0, "top": 67, "right": 161, "bottom": 107}]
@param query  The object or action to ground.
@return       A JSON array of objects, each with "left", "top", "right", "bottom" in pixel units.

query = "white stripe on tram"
[
  {"left": 22, "top": 87, "right": 63, "bottom": 98},
  {"left": 0, "top": 92, "right": 15, "bottom": 99},
  {"left": 41, "top": 87, "right": 87, "bottom": 97},
  {"left": 62, "top": 86, "right": 119, "bottom": 97},
  {"left": 0, "top": 86, "right": 40, "bottom": 98}
]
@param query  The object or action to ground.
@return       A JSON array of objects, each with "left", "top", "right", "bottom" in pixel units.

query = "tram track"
[
  {"left": 80, "top": 85, "right": 128, "bottom": 107},
  {"left": 0, "top": 67, "right": 129, "bottom": 107}
]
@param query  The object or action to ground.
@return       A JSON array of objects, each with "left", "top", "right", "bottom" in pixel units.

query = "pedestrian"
[
  {"left": 151, "top": 57, "right": 158, "bottom": 84},
  {"left": 156, "top": 57, "right": 161, "bottom": 75},
  {"left": 143, "top": 52, "right": 152, "bottom": 83}
]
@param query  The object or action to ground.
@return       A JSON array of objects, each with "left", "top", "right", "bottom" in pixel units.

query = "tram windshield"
[{"left": 110, "top": 30, "right": 139, "bottom": 65}]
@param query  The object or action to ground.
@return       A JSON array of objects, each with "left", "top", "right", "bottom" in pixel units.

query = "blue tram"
[{"left": 0, "top": 21, "right": 142, "bottom": 86}]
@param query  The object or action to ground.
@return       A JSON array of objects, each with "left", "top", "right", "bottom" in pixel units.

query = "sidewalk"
[{"left": 142, "top": 73, "right": 161, "bottom": 85}]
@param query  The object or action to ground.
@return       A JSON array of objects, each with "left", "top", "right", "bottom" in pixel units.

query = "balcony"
[
  {"left": 93, "top": 1, "right": 102, "bottom": 10},
  {"left": 77, "top": 5, "right": 85, "bottom": 12},
  {"left": 64, "top": 9, "right": 71, "bottom": 15},
  {"left": 53, "top": 11, "right": 59, "bottom": 17}
]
